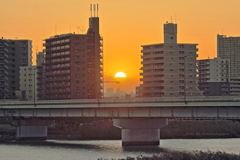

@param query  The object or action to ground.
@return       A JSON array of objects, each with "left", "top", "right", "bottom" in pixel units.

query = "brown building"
[{"left": 43, "top": 16, "right": 103, "bottom": 100}]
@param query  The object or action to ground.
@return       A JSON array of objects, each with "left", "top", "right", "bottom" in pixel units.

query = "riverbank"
[{"left": 99, "top": 150, "right": 240, "bottom": 160}]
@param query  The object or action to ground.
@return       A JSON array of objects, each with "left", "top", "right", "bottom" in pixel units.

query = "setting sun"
[{"left": 115, "top": 72, "right": 126, "bottom": 78}]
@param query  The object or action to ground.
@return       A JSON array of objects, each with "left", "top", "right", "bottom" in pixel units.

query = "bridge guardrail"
[{"left": 1, "top": 96, "right": 240, "bottom": 105}]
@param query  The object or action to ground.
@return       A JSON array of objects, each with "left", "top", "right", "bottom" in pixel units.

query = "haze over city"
[{"left": 1, "top": 0, "right": 240, "bottom": 93}]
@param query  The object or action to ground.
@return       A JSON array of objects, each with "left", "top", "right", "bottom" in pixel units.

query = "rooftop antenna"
[
  {"left": 70, "top": 25, "right": 71, "bottom": 33},
  {"left": 76, "top": 26, "right": 80, "bottom": 34},
  {"left": 80, "top": 26, "right": 85, "bottom": 33},
  {"left": 90, "top": 4, "right": 92, "bottom": 17},
  {"left": 94, "top": 4, "right": 96, "bottom": 17},
  {"left": 97, "top": 4, "right": 99, "bottom": 17},
  {"left": 222, "top": 29, "right": 224, "bottom": 35},
  {"left": 170, "top": 16, "right": 172, "bottom": 23}
]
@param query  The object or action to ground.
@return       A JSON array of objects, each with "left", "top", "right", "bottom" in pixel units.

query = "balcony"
[
  {"left": 140, "top": 77, "right": 163, "bottom": 81},
  {"left": 141, "top": 59, "right": 164, "bottom": 65},
  {"left": 140, "top": 65, "right": 164, "bottom": 70},
  {"left": 141, "top": 83, "right": 164, "bottom": 87}
]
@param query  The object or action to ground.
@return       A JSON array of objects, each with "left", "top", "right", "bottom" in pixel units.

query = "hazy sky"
[{"left": 1, "top": 0, "right": 240, "bottom": 92}]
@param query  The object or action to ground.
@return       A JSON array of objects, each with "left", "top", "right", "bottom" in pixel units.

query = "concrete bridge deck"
[
  {"left": 1, "top": 96, "right": 240, "bottom": 145},
  {"left": 0, "top": 96, "right": 240, "bottom": 119}
]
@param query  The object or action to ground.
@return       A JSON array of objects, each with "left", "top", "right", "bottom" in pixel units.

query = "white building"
[
  {"left": 139, "top": 22, "right": 202, "bottom": 97},
  {"left": 217, "top": 35, "right": 240, "bottom": 78},
  {"left": 198, "top": 58, "right": 230, "bottom": 96},
  {"left": 19, "top": 66, "right": 37, "bottom": 100}
]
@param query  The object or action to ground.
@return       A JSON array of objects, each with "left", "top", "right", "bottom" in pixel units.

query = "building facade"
[
  {"left": 19, "top": 66, "right": 37, "bottom": 100},
  {"left": 0, "top": 39, "right": 32, "bottom": 99},
  {"left": 139, "top": 22, "right": 202, "bottom": 97},
  {"left": 43, "top": 16, "right": 103, "bottom": 99},
  {"left": 217, "top": 35, "right": 240, "bottom": 78},
  {"left": 36, "top": 52, "right": 46, "bottom": 100},
  {"left": 198, "top": 58, "right": 230, "bottom": 96},
  {"left": 229, "top": 78, "right": 240, "bottom": 95},
  {"left": 0, "top": 39, "right": 9, "bottom": 99}
]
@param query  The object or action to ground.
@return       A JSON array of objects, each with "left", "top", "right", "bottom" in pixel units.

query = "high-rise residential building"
[
  {"left": 36, "top": 52, "right": 46, "bottom": 100},
  {"left": 198, "top": 58, "right": 230, "bottom": 96},
  {"left": 217, "top": 35, "right": 240, "bottom": 78},
  {"left": 0, "top": 38, "right": 32, "bottom": 99},
  {"left": 43, "top": 15, "right": 103, "bottom": 99},
  {"left": 0, "top": 39, "right": 9, "bottom": 99},
  {"left": 19, "top": 66, "right": 37, "bottom": 100},
  {"left": 139, "top": 22, "right": 202, "bottom": 97}
]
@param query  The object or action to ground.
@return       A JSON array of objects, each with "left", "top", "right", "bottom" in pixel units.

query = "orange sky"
[{"left": 1, "top": 0, "right": 240, "bottom": 93}]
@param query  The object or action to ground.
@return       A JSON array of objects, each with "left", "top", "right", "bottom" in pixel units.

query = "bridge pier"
[
  {"left": 13, "top": 119, "right": 54, "bottom": 141},
  {"left": 113, "top": 118, "right": 168, "bottom": 146}
]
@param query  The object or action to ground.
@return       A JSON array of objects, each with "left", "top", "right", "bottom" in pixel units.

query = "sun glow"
[{"left": 115, "top": 72, "right": 126, "bottom": 78}]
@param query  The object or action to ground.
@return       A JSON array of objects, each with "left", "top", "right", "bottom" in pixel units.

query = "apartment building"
[
  {"left": 36, "top": 52, "right": 45, "bottom": 100},
  {"left": 198, "top": 58, "right": 230, "bottom": 96},
  {"left": 217, "top": 35, "right": 240, "bottom": 78},
  {"left": 19, "top": 66, "right": 37, "bottom": 100},
  {"left": 139, "top": 22, "right": 202, "bottom": 97},
  {"left": 43, "top": 16, "right": 103, "bottom": 99},
  {"left": 0, "top": 38, "right": 32, "bottom": 99}
]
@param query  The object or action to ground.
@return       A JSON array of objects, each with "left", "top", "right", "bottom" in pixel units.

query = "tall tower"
[{"left": 164, "top": 22, "right": 177, "bottom": 44}]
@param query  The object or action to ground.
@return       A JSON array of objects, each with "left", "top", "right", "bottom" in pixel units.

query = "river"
[{"left": 0, "top": 139, "right": 239, "bottom": 160}]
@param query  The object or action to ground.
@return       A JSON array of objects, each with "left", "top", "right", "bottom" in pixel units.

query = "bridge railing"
[{"left": 1, "top": 96, "right": 240, "bottom": 105}]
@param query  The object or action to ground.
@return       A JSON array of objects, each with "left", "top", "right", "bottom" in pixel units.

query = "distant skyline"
[{"left": 1, "top": 0, "right": 240, "bottom": 92}]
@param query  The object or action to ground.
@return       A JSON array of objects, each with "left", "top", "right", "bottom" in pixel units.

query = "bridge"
[{"left": 1, "top": 96, "right": 240, "bottom": 146}]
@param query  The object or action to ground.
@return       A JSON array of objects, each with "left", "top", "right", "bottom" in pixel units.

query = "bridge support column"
[
  {"left": 13, "top": 119, "right": 54, "bottom": 141},
  {"left": 113, "top": 118, "right": 168, "bottom": 146}
]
